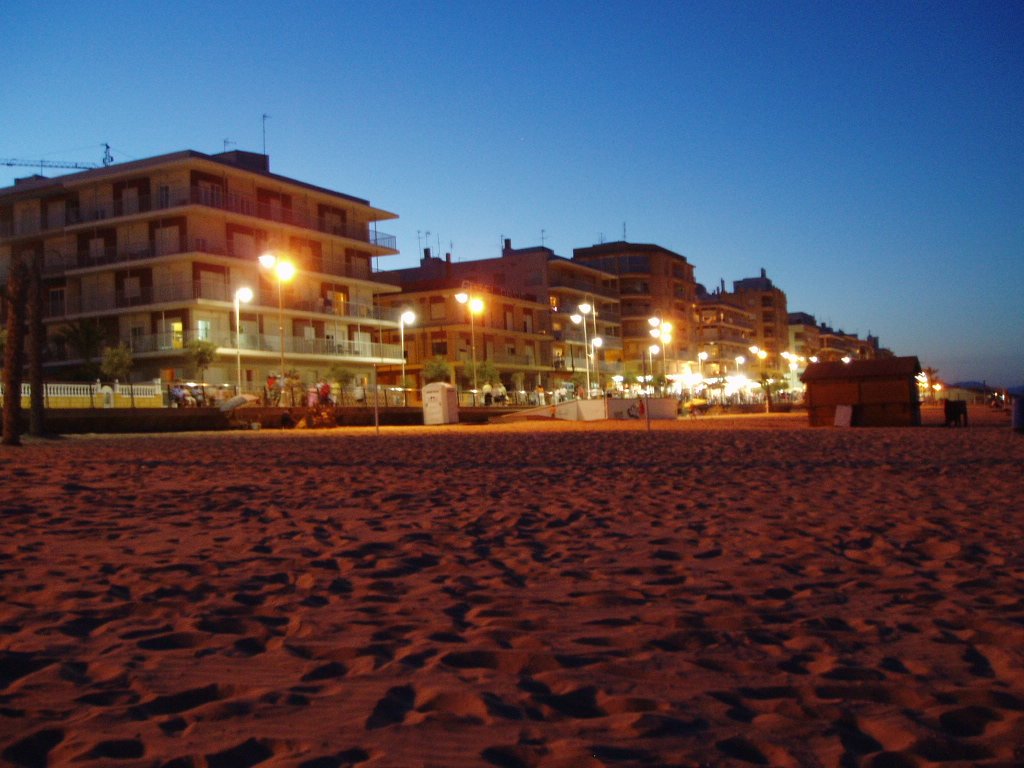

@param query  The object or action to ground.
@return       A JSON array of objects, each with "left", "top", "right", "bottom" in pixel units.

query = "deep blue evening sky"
[{"left": 3, "top": 1, "right": 1021, "bottom": 385}]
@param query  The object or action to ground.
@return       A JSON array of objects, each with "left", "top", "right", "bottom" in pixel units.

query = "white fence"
[{"left": 0, "top": 381, "right": 163, "bottom": 407}]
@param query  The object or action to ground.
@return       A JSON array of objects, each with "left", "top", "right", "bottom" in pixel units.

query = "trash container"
[{"left": 422, "top": 382, "right": 459, "bottom": 425}]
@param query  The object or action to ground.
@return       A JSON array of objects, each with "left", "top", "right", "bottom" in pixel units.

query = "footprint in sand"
[
  {"left": 1, "top": 729, "right": 64, "bottom": 767},
  {"left": 365, "top": 685, "right": 416, "bottom": 729}
]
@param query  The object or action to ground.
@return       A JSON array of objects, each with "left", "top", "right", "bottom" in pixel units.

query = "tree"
[
  {"left": 2, "top": 253, "right": 28, "bottom": 446},
  {"left": 464, "top": 359, "right": 500, "bottom": 387},
  {"left": 184, "top": 339, "right": 218, "bottom": 382},
  {"left": 55, "top": 319, "right": 107, "bottom": 381},
  {"left": 101, "top": 343, "right": 136, "bottom": 408},
  {"left": 422, "top": 356, "right": 452, "bottom": 384}
]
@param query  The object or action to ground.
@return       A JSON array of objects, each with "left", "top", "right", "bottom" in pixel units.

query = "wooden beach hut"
[{"left": 800, "top": 356, "right": 922, "bottom": 427}]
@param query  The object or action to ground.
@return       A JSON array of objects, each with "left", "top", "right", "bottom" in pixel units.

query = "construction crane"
[{"left": 1, "top": 144, "right": 114, "bottom": 172}]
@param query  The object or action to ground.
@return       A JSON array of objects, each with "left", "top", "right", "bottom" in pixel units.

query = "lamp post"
[
  {"left": 570, "top": 311, "right": 590, "bottom": 398},
  {"left": 455, "top": 292, "right": 484, "bottom": 404},
  {"left": 234, "top": 286, "right": 253, "bottom": 395},
  {"left": 399, "top": 309, "right": 416, "bottom": 406},
  {"left": 697, "top": 350, "right": 708, "bottom": 379},
  {"left": 749, "top": 345, "right": 769, "bottom": 411},
  {"left": 648, "top": 317, "right": 673, "bottom": 395},
  {"left": 258, "top": 252, "right": 296, "bottom": 389},
  {"left": 648, "top": 344, "right": 660, "bottom": 395},
  {"left": 592, "top": 335, "right": 603, "bottom": 395}
]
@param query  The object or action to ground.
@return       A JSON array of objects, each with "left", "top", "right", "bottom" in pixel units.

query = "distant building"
[
  {"left": 731, "top": 268, "right": 788, "bottom": 371},
  {"left": 572, "top": 241, "right": 698, "bottom": 381},
  {"left": 0, "top": 149, "right": 402, "bottom": 396},
  {"left": 697, "top": 281, "right": 755, "bottom": 376},
  {"left": 379, "top": 239, "right": 621, "bottom": 395}
]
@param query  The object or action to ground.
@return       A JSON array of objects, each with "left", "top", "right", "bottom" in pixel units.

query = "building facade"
[
  {"left": 0, "top": 150, "right": 403, "bottom": 399},
  {"left": 572, "top": 241, "right": 698, "bottom": 382},
  {"left": 731, "top": 268, "right": 789, "bottom": 372},
  {"left": 696, "top": 282, "right": 756, "bottom": 377}
]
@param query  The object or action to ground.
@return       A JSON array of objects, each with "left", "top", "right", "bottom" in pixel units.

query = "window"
[
  {"left": 89, "top": 237, "right": 106, "bottom": 261},
  {"left": 197, "top": 320, "right": 212, "bottom": 341},
  {"left": 158, "top": 186, "right": 170, "bottom": 208},
  {"left": 130, "top": 326, "right": 145, "bottom": 348},
  {"left": 123, "top": 276, "right": 141, "bottom": 299},
  {"left": 48, "top": 287, "right": 65, "bottom": 316},
  {"left": 155, "top": 226, "right": 180, "bottom": 256},
  {"left": 432, "top": 341, "right": 448, "bottom": 356}
]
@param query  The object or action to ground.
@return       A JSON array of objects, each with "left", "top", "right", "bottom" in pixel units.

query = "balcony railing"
[
  {"left": 548, "top": 274, "right": 619, "bottom": 299},
  {"left": 57, "top": 185, "right": 396, "bottom": 250},
  {"left": 50, "top": 279, "right": 400, "bottom": 322},
  {"left": 48, "top": 329, "right": 402, "bottom": 363},
  {"left": 43, "top": 238, "right": 376, "bottom": 282}
]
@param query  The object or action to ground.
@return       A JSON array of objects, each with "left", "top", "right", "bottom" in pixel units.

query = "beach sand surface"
[{"left": 2, "top": 410, "right": 1023, "bottom": 767}]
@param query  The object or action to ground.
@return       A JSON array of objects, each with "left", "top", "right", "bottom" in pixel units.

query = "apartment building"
[
  {"left": 500, "top": 240, "right": 622, "bottom": 389},
  {"left": 696, "top": 282, "right": 756, "bottom": 376},
  {"left": 731, "top": 268, "right": 789, "bottom": 371},
  {"left": 0, "top": 150, "right": 403, "bottom": 394},
  {"left": 788, "top": 312, "right": 822, "bottom": 360},
  {"left": 571, "top": 241, "right": 698, "bottom": 381},
  {"left": 379, "top": 248, "right": 556, "bottom": 396}
]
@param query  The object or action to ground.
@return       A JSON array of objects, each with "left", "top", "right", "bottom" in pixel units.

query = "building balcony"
[
  {"left": 11, "top": 184, "right": 397, "bottom": 251},
  {"left": 698, "top": 327, "right": 752, "bottom": 344},
  {"left": 547, "top": 274, "right": 618, "bottom": 300},
  {"left": 46, "top": 239, "right": 376, "bottom": 281},
  {"left": 48, "top": 329, "right": 402, "bottom": 365},
  {"left": 50, "top": 280, "right": 399, "bottom": 323}
]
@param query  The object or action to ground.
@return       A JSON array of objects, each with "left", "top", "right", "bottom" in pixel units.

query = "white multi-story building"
[{"left": 0, "top": 149, "right": 403, "bottom": 396}]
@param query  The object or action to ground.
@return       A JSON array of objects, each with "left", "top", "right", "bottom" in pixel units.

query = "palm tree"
[{"left": 2, "top": 253, "right": 28, "bottom": 446}]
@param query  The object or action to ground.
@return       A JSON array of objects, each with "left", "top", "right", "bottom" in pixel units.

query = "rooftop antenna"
[
  {"left": 102, "top": 143, "right": 113, "bottom": 166},
  {"left": 262, "top": 114, "right": 270, "bottom": 155},
  {"left": 540, "top": 228, "right": 546, "bottom": 246},
  {"left": 223, "top": 139, "right": 235, "bottom": 153},
  {"left": 416, "top": 230, "right": 422, "bottom": 253},
  {"left": 623, "top": 221, "right": 627, "bottom": 241}
]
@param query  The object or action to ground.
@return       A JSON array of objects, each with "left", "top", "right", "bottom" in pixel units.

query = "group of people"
[
  {"left": 480, "top": 382, "right": 508, "bottom": 405},
  {"left": 168, "top": 383, "right": 206, "bottom": 407}
]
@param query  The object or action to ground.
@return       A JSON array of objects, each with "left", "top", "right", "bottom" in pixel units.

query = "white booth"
[{"left": 422, "top": 382, "right": 459, "bottom": 425}]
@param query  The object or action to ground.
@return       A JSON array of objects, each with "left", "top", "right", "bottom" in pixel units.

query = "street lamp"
[
  {"left": 697, "top": 350, "right": 708, "bottom": 379},
  {"left": 648, "top": 344, "right": 660, "bottom": 395},
  {"left": 570, "top": 311, "right": 590, "bottom": 398},
  {"left": 592, "top": 336, "right": 603, "bottom": 396},
  {"left": 234, "top": 286, "right": 253, "bottom": 395},
  {"left": 455, "top": 292, "right": 485, "bottom": 404},
  {"left": 258, "top": 252, "right": 296, "bottom": 389},
  {"left": 649, "top": 317, "right": 673, "bottom": 394},
  {"left": 399, "top": 309, "right": 416, "bottom": 406}
]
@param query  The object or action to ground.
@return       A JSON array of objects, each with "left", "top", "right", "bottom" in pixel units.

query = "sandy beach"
[{"left": 2, "top": 410, "right": 1023, "bottom": 767}]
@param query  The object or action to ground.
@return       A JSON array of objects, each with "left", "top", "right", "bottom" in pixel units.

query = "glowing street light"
[
  {"left": 234, "top": 286, "right": 253, "bottom": 395},
  {"left": 399, "top": 309, "right": 416, "bottom": 406},
  {"left": 455, "top": 292, "right": 485, "bottom": 404},
  {"left": 259, "top": 252, "right": 296, "bottom": 386}
]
